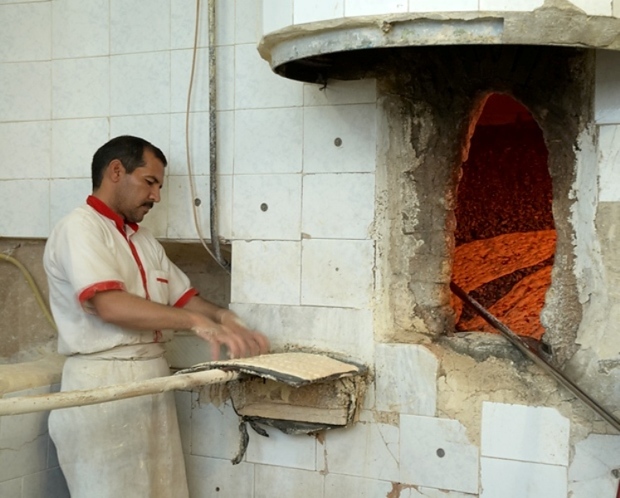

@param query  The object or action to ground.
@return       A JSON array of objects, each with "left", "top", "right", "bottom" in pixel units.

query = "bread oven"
[{"left": 259, "top": 6, "right": 620, "bottom": 411}]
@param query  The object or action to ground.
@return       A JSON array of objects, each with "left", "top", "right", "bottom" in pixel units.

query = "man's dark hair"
[{"left": 91, "top": 135, "right": 167, "bottom": 190}]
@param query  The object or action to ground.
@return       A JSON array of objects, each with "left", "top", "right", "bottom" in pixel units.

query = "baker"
[{"left": 43, "top": 135, "right": 269, "bottom": 497}]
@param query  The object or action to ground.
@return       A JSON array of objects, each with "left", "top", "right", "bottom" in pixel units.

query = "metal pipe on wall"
[
  {"left": 187, "top": 0, "right": 230, "bottom": 272},
  {"left": 207, "top": 0, "right": 229, "bottom": 271}
]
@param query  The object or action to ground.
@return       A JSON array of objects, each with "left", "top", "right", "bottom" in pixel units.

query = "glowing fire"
[{"left": 452, "top": 230, "right": 555, "bottom": 340}]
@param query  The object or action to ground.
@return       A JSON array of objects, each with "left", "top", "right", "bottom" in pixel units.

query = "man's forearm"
[
  {"left": 183, "top": 295, "right": 230, "bottom": 323},
  {"left": 90, "top": 290, "right": 202, "bottom": 331}
]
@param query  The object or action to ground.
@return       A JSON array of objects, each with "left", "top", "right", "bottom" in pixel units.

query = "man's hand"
[{"left": 191, "top": 310, "right": 269, "bottom": 361}]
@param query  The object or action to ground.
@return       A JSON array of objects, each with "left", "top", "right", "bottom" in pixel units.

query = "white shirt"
[{"left": 44, "top": 196, "right": 197, "bottom": 355}]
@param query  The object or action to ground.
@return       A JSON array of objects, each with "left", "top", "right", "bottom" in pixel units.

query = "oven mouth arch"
[{"left": 372, "top": 45, "right": 588, "bottom": 367}]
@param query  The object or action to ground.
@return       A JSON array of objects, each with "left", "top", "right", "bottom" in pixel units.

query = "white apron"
[{"left": 49, "top": 344, "right": 189, "bottom": 498}]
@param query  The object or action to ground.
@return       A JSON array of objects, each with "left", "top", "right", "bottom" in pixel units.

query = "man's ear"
[{"left": 107, "top": 159, "right": 125, "bottom": 183}]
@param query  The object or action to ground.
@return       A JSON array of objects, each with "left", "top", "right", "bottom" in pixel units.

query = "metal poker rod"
[{"left": 450, "top": 281, "right": 620, "bottom": 433}]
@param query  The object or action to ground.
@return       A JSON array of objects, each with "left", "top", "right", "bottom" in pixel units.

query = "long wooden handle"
[{"left": 0, "top": 369, "right": 239, "bottom": 417}]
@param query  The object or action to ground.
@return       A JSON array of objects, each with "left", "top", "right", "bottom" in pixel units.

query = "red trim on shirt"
[
  {"left": 86, "top": 195, "right": 139, "bottom": 234},
  {"left": 86, "top": 195, "right": 149, "bottom": 299},
  {"left": 78, "top": 280, "right": 125, "bottom": 303},
  {"left": 174, "top": 288, "right": 199, "bottom": 308},
  {"left": 156, "top": 277, "right": 169, "bottom": 283},
  {"left": 127, "top": 238, "right": 150, "bottom": 300}
]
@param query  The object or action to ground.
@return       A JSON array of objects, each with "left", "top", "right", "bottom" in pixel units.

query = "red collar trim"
[{"left": 87, "top": 195, "right": 139, "bottom": 233}]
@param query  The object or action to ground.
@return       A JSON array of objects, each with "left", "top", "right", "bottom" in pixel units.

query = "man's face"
[{"left": 116, "top": 149, "right": 165, "bottom": 223}]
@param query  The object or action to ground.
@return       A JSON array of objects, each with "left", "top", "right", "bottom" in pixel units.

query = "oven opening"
[{"left": 451, "top": 93, "right": 556, "bottom": 341}]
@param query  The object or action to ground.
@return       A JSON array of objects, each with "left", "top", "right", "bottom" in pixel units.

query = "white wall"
[{"left": 261, "top": 0, "right": 618, "bottom": 30}]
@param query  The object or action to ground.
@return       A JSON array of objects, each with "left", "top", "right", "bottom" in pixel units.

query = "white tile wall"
[
  {"left": 235, "top": 0, "right": 261, "bottom": 44},
  {"left": 481, "top": 402, "right": 570, "bottom": 466},
  {"left": 110, "top": 52, "right": 170, "bottom": 116},
  {"left": 479, "top": 0, "right": 545, "bottom": 10},
  {"left": 216, "top": 45, "right": 236, "bottom": 111},
  {"left": 169, "top": 112, "right": 209, "bottom": 176},
  {"left": 245, "top": 425, "right": 317, "bottom": 470},
  {"left": 595, "top": 50, "right": 620, "bottom": 124},
  {"left": 400, "top": 415, "right": 479, "bottom": 494},
  {"left": 0, "top": 121, "right": 51, "bottom": 180},
  {"left": 302, "top": 173, "right": 375, "bottom": 239},
  {"left": 0, "top": 2, "right": 50, "bottom": 63},
  {"left": 186, "top": 455, "right": 254, "bottom": 498},
  {"left": 409, "top": 0, "right": 478, "bottom": 11},
  {"left": 171, "top": 0, "right": 210, "bottom": 50},
  {"left": 303, "top": 79, "right": 377, "bottom": 106},
  {"left": 0, "top": 62, "right": 51, "bottom": 122},
  {"left": 303, "top": 104, "right": 377, "bottom": 173},
  {"left": 301, "top": 239, "right": 375, "bottom": 308},
  {"left": 167, "top": 110, "right": 234, "bottom": 176},
  {"left": 215, "top": 0, "right": 236, "bottom": 46},
  {"left": 166, "top": 174, "right": 233, "bottom": 240},
  {"left": 345, "top": 0, "right": 407, "bottom": 17},
  {"left": 191, "top": 400, "right": 242, "bottom": 460},
  {"left": 110, "top": 114, "right": 171, "bottom": 166},
  {"left": 235, "top": 43, "right": 304, "bottom": 110},
  {"left": 0, "top": 180, "right": 50, "bottom": 237},
  {"left": 52, "top": 0, "right": 109, "bottom": 59},
  {"left": 568, "top": 433, "right": 620, "bottom": 498},
  {"left": 140, "top": 186, "right": 169, "bottom": 239},
  {"left": 50, "top": 179, "right": 92, "bottom": 228},
  {"left": 110, "top": 0, "right": 170, "bottom": 54},
  {"left": 294, "top": 0, "right": 345, "bottom": 24},
  {"left": 170, "top": 49, "right": 209, "bottom": 114},
  {"left": 170, "top": 45, "right": 235, "bottom": 114},
  {"left": 569, "top": 0, "right": 612, "bottom": 15},
  {"left": 52, "top": 118, "right": 110, "bottom": 179},
  {"left": 402, "top": 488, "right": 477, "bottom": 497},
  {"left": 480, "top": 457, "right": 567, "bottom": 498},
  {"left": 161, "top": 174, "right": 196, "bottom": 238},
  {"left": 229, "top": 303, "right": 375, "bottom": 363},
  {"left": 361, "top": 382, "right": 376, "bottom": 411},
  {"left": 374, "top": 344, "right": 438, "bottom": 416},
  {"left": 232, "top": 174, "right": 302, "bottom": 240},
  {"left": 216, "top": 111, "right": 235, "bottom": 175},
  {"left": 234, "top": 108, "right": 303, "bottom": 174},
  {"left": 52, "top": 57, "right": 110, "bottom": 119},
  {"left": 316, "top": 436, "right": 326, "bottom": 471},
  {"left": 255, "top": 465, "right": 324, "bottom": 498},
  {"left": 231, "top": 240, "right": 301, "bottom": 304},
  {"left": 325, "top": 474, "right": 393, "bottom": 498},
  {"left": 325, "top": 418, "right": 400, "bottom": 481},
  {"left": 262, "top": 0, "right": 294, "bottom": 34}
]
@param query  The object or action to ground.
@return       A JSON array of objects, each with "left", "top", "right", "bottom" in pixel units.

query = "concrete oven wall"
[
  {"left": 373, "top": 45, "right": 587, "bottom": 363},
  {"left": 1, "top": 1, "right": 620, "bottom": 498}
]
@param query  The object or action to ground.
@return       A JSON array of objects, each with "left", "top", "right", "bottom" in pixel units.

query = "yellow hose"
[{"left": 0, "top": 253, "right": 57, "bottom": 332}]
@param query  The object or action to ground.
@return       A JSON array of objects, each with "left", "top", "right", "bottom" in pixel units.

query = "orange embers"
[{"left": 452, "top": 230, "right": 555, "bottom": 340}]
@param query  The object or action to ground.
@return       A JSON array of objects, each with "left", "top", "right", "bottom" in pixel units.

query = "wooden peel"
[
  {"left": 0, "top": 369, "right": 239, "bottom": 416},
  {"left": 0, "top": 352, "right": 366, "bottom": 417}
]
